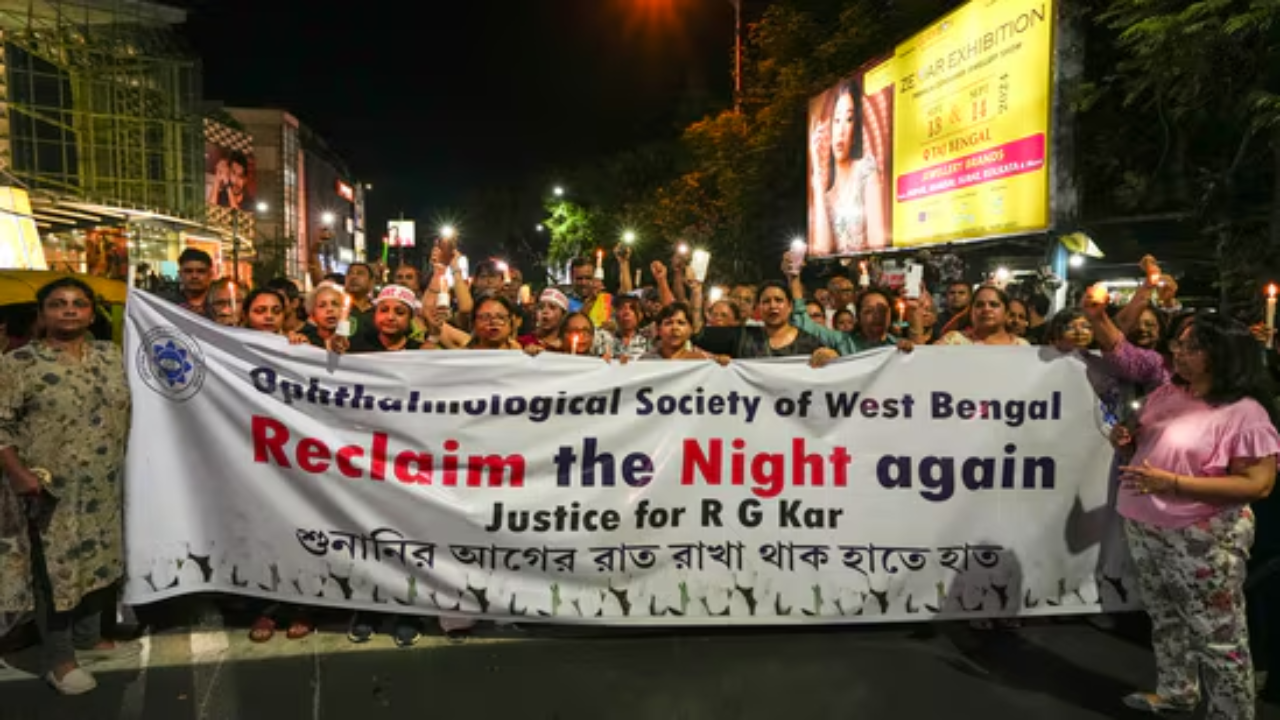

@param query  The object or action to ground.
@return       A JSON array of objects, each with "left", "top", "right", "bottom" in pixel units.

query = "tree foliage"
[{"left": 540, "top": 0, "right": 1280, "bottom": 309}]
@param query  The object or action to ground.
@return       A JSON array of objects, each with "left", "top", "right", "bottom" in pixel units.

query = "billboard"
[
  {"left": 808, "top": 0, "right": 1054, "bottom": 255},
  {"left": 204, "top": 118, "right": 257, "bottom": 212},
  {"left": 387, "top": 220, "right": 416, "bottom": 248}
]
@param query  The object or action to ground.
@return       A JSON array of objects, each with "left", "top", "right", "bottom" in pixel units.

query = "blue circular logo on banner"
[{"left": 137, "top": 327, "right": 206, "bottom": 402}]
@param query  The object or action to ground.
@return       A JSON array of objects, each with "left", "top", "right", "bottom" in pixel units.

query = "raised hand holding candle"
[
  {"left": 1267, "top": 283, "right": 1277, "bottom": 348},
  {"left": 336, "top": 294, "right": 353, "bottom": 337},
  {"left": 788, "top": 239, "right": 807, "bottom": 276},
  {"left": 691, "top": 249, "right": 711, "bottom": 283},
  {"left": 497, "top": 260, "right": 511, "bottom": 285},
  {"left": 1139, "top": 254, "right": 1162, "bottom": 287},
  {"left": 858, "top": 261, "right": 870, "bottom": 288}
]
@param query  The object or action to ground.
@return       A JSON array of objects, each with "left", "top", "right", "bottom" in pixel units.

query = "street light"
[
  {"left": 553, "top": 186, "right": 565, "bottom": 198},
  {"left": 231, "top": 201, "right": 270, "bottom": 284},
  {"left": 256, "top": 201, "right": 269, "bottom": 213},
  {"left": 321, "top": 211, "right": 336, "bottom": 226},
  {"left": 535, "top": 224, "right": 544, "bottom": 232},
  {"left": 440, "top": 224, "right": 456, "bottom": 240},
  {"left": 622, "top": 230, "right": 636, "bottom": 244}
]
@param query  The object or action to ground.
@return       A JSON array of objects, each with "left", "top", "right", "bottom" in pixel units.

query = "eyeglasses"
[
  {"left": 1169, "top": 340, "right": 1203, "bottom": 355},
  {"left": 476, "top": 313, "right": 510, "bottom": 324}
]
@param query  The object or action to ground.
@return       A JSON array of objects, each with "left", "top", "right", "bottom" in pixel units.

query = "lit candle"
[
  {"left": 677, "top": 243, "right": 689, "bottom": 256},
  {"left": 497, "top": 260, "right": 511, "bottom": 285},
  {"left": 1149, "top": 271, "right": 1161, "bottom": 287},
  {"left": 518, "top": 284, "right": 531, "bottom": 305},
  {"left": 336, "top": 294, "right": 353, "bottom": 337},
  {"left": 634, "top": 269, "right": 641, "bottom": 287},
  {"left": 594, "top": 250, "right": 605, "bottom": 280},
  {"left": 436, "top": 287, "right": 450, "bottom": 308},
  {"left": 1267, "top": 284, "right": 1277, "bottom": 348},
  {"left": 858, "top": 261, "right": 870, "bottom": 288},
  {"left": 896, "top": 299, "right": 906, "bottom": 326},
  {"left": 570, "top": 334, "right": 579, "bottom": 355},
  {"left": 1088, "top": 284, "right": 1109, "bottom": 305},
  {"left": 228, "top": 281, "right": 238, "bottom": 315}
]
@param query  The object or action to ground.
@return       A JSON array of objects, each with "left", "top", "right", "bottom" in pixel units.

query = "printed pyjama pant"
[{"left": 1125, "top": 507, "right": 1256, "bottom": 720}]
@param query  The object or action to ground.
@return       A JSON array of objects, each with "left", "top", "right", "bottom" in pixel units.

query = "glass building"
[{"left": 0, "top": 0, "right": 217, "bottom": 280}]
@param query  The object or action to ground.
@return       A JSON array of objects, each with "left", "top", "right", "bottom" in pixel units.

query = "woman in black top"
[{"left": 697, "top": 281, "right": 826, "bottom": 359}]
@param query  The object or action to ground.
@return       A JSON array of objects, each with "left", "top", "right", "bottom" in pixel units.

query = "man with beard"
[
  {"left": 172, "top": 248, "right": 213, "bottom": 314},
  {"left": 567, "top": 257, "right": 612, "bottom": 327}
]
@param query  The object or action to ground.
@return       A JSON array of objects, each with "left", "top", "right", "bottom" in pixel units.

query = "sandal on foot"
[
  {"left": 248, "top": 616, "right": 276, "bottom": 643},
  {"left": 285, "top": 617, "right": 314, "bottom": 640},
  {"left": 46, "top": 667, "right": 96, "bottom": 695},
  {"left": 1121, "top": 691, "right": 1195, "bottom": 714}
]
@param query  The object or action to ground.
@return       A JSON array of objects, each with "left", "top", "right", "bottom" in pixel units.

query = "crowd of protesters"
[{"left": 0, "top": 242, "right": 1277, "bottom": 718}]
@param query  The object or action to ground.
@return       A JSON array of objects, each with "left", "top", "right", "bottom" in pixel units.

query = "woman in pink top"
[{"left": 1086, "top": 297, "right": 1279, "bottom": 718}]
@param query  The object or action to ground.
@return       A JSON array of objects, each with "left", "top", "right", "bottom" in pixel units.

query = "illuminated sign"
[
  {"left": 335, "top": 180, "right": 354, "bottom": 203},
  {"left": 807, "top": 0, "right": 1054, "bottom": 255}
]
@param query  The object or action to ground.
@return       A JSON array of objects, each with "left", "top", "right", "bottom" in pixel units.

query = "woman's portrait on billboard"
[{"left": 809, "top": 77, "right": 892, "bottom": 255}]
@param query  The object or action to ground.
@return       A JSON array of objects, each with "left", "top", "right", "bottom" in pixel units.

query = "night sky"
[{"left": 176, "top": 0, "right": 739, "bottom": 250}]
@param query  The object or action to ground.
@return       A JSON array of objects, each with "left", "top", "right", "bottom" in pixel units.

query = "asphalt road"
[{"left": 2, "top": 607, "right": 1278, "bottom": 720}]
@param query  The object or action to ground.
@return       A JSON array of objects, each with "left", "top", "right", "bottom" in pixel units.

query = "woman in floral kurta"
[{"left": 0, "top": 277, "right": 129, "bottom": 694}]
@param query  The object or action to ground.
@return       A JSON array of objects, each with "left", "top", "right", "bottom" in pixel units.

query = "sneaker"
[
  {"left": 347, "top": 613, "right": 374, "bottom": 644},
  {"left": 46, "top": 667, "right": 96, "bottom": 695},
  {"left": 391, "top": 619, "right": 420, "bottom": 648},
  {"left": 1121, "top": 691, "right": 1195, "bottom": 714}
]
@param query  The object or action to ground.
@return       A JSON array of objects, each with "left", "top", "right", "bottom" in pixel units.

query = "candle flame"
[{"left": 1269, "top": 284, "right": 1277, "bottom": 299}]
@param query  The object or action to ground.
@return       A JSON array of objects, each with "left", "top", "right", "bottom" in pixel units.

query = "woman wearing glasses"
[{"left": 1085, "top": 296, "right": 1279, "bottom": 719}]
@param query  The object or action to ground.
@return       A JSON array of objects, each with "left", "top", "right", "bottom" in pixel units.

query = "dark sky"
[{"left": 176, "top": 0, "right": 738, "bottom": 242}]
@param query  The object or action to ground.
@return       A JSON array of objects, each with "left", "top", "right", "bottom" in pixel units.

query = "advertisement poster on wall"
[
  {"left": 807, "top": 0, "right": 1054, "bottom": 256},
  {"left": 205, "top": 142, "right": 257, "bottom": 212},
  {"left": 387, "top": 220, "right": 416, "bottom": 248}
]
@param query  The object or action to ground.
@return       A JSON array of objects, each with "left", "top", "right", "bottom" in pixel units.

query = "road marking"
[
  {"left": 312, "top": 637, "right": 322, "bottom": 720},
  {"left": 190, "top": 603, "right": 238, "bottom": 720},
  {"left": 117, "top": 630, "right": 152, "bottom": 720}
]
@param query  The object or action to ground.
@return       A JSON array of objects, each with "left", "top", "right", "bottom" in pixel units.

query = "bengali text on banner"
[{"left": 123, "top": 290, "right": 1136, "bottom": 625}]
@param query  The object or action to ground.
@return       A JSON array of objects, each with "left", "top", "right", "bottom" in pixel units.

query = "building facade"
[
  {"left": 225, "top": 106, "right": 362, "bottom": 282},
  {"left": 300, "top": 125, "right": 357, "bottom": 270},
  {"left": 0, "top": 0, "right": 220, "bottom": 278},
  {"left": 222, "top": 107, "right": 302, "bottom": 282}
]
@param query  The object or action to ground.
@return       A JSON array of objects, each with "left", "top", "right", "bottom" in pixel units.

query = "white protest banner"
[{"left": 124, "top": 290, "right": 1137, "bottom": 624}]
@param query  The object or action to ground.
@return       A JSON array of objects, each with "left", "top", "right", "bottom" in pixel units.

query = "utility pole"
[
  {"left": 231, "top": 210, "right": 240, "bottom": 283},
  {"left": 731, "top": 0, "right": 742, "bottom": 114}
]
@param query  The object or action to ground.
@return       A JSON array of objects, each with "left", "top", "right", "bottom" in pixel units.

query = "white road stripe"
[
  {"left": 117, "top": 631, "right": 152, "bottom": 720},
  {"left": 312, "top": 637, "right": 322, "bottom": 720},
  {"left": 189, "top": 603, "right": 238, "bottom": 720}
]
